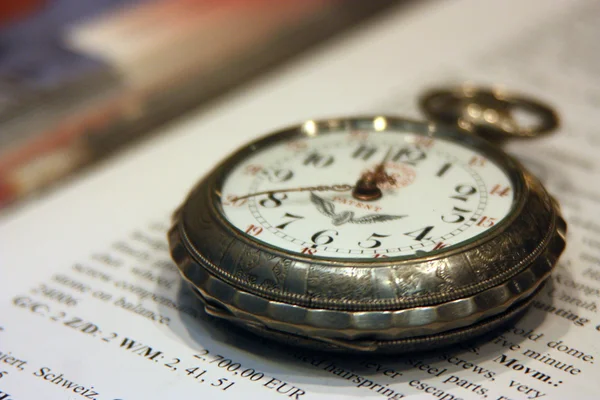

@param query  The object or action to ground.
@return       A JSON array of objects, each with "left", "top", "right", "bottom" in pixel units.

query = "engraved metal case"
[{"left": 169, "top": 117, "right": 566, "bottom": 353}]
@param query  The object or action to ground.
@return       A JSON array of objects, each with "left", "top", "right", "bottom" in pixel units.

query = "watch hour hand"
[{"left": 352, "top": 148, "right": 397, "bottom": 201}]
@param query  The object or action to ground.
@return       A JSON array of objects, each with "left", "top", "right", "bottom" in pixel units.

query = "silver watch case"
[{"left": 168, "top": 117, "right": 566, "bottom": 353}]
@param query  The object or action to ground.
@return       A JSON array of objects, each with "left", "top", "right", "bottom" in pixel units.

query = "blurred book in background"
[{"left": 0, "top": 0, "right": 399, "bottom": 209}]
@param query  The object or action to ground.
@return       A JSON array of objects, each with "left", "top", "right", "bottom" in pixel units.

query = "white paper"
[{"left": 2, "top": 0, "right": 600, "bottom": 399}]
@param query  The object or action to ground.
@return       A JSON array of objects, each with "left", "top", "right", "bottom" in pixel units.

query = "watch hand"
[
  {"left": 374, "top": 146, "right": 394, "bottom": 175},
  {"left": 374, "top": 146, "right": 398, "bottom": 185},
  {"left": 230, "top": 184, "right": 353, "bottom": 201},
  {"left": 232, "top": 148, "right": 399, "bottom": 203},
  {"left": 352, "top": 147, "right": 396, "bottom": 201}
]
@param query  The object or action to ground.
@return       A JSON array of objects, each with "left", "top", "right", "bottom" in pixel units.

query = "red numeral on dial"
[
  {"left": 476, "top": 216, "right": 497, "bottom": 228},
  {"left": 490, "top": 184, "right": 511, "bottom": 197},
  {"left": 223, "top": 195, "right": 247, "bottom": 207},
  {"left": 301, "top": 247, "right": 316, "bottom": 255},
  {"left": 244, "top": 164, "right": 263, "bottom": 175},
  {"left": 245, "top": 225, "right": 263, "bottom": 236},
  {"left": 469, "top": 156, "right": 487, "bottom": 167},
  {"left": 433, "top": 242, "right": 448, "bottom": 250}
]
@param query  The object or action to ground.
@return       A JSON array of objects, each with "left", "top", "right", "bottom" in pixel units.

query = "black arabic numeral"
[
  {"left": 392, "top": 146, "right": 427, "bottom": 165},
  {"left": 311, "top": 229, "right": 338, "bottom": 245},
  {"left": 359, "top": 233, "right": 390, "bottom": 249},
  {"left": 275, "top": 212, "right": 304, "bottom": 229},
  {"left": 303, "top": 152, "right": 334, "bottom": 167},
  {"left": 405, "top": 226, "right": 434, "bottom": 241},
  {"left": 441, "top": 206, "right": 471, "bottom": 223},
  {"left": 259, "top": 193, "right": 287, "bottom": 208},
  {"left": 450, "top": 184, "right": 477, "bottom": 201},
  {"left": 352, "top": 144, "right": 378, "bottom": 161},
  {"left": 436, "top": 162, "right": 452, "bottom": 177}
]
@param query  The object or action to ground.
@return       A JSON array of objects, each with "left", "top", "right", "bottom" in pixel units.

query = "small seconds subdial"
[{"left": 220, "top": 129, "right": 514, "bottom": 259}]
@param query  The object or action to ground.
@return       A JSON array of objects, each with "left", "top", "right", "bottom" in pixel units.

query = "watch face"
[{"left": 218, "top": 119, "right": 517, "bottom": 259}]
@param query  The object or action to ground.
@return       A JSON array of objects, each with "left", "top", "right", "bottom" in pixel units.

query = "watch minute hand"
[{"left": 229, "top": 184, "right": 353, "bottom": 202}]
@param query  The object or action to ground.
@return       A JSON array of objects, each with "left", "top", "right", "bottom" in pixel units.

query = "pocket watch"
[{"left": 169, "top": 86, "right": 566, "bottom": 353}]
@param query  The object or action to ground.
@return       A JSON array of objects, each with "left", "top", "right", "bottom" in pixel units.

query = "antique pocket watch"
[{"left": 169, "top": 87, "right": 566, "bottom": 353}]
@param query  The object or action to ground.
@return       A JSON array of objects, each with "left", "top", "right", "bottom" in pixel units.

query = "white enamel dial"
[{"left": 220, "top": 128, "right": 514, "bottom": 259}]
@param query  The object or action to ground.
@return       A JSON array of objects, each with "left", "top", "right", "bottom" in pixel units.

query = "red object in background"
[
  {"left": 0, "top": 0, "right": 45, "bottom": 26},
  {"left": 0, "top": 0, "right": 399, "bottom": 210}
]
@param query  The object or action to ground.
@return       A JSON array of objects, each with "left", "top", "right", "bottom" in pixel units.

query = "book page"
[{"left": 1, "top": 0, "right": 599, "bottom": 399}]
